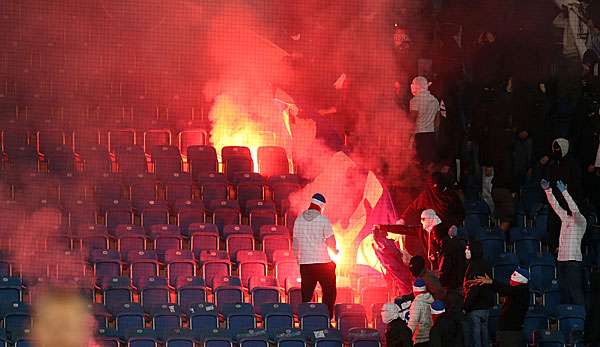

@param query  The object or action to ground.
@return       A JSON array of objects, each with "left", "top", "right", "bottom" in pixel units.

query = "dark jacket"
[
  {"left": 491, "top": 280, "right": 529, "bottom": 331},
  {"left": 463, "top": 241, "right": 496, "bottom": 312},
  {"left": 386, "top": 318, "right": 414, "bottom": 347},
  {"left": 437, "top": 236, "right": 467, "bottom": 290},
  {"left": 400, "top": 188, "right": 464, "bottom": 227},
  {"left": 429, "top": 312, "right": 464, "bottom": 347}
]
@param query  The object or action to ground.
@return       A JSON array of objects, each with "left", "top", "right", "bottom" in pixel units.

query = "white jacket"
[{"left": 407, "top": 292, "right": 434, "bottom": 344}]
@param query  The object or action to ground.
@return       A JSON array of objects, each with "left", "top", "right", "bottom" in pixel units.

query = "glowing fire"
[{"left": 209, "top": 94, "right": 267, "bottom": 172}]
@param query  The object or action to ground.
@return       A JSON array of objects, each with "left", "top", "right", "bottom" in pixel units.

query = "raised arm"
[
  {"left": 541, "top": 179, "right": 566, "bottom": 219},
  {"left": 558, "top": 181, "right": 580, "bottom": 215}
]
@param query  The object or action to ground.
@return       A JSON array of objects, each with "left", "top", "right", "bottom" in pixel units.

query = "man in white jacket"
[
  {"left": 408, "top": 278, "right": 435, "bottom": 346},
  {"left": 293, "top": 193, "right": 340, "bottom": 319},
  {"left": 541, "top": 179, "right": 586, "bottom": 305}
]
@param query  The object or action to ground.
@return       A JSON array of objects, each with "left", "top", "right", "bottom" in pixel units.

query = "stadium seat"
[
  {"left": 201, "top": 181, "right": 228, "bottom": 206},
  {"left": 285, "top": 277, "right": 303, "bottom": 314},
  {"left": 174, "top": 200, "right": 205, "bottom": 236},
  {"left": 102, "top": 276, "right": 134, "bottom": 310},
  {"left": 237, "top": 328, "right": 269, "bottom": 347},
  {"left": 95, "top": 173, "right": 123, "bottom": 203},
  {"left": 150, "top": 304, "right": 182, "bottom": 339},
  {"left": 263, "top": 234, "right": 291, "bottom": 263},
  {"left": 224, "top": 157, "right": 253, "bottom": 182},
  {"left": 0, "top": 277, "right": 22, "bottom": 305},
  {"left": 259, "top": 225, "right": 290, "bottom": 241},
  {"left": 188, "top": 303, "right": 219, "bottom": 332},
  {"left": 529, "top": 253, "right": 556, "bottom": 291},
  {"left": 223, "top": 224, "right": 253, "bottom": 240},
  {"left": 537, "top": 330, "right": 566, "bottom": 347},
  {"left": 202, "top": 260, "right": 232, "bottom": 286},
  {"left": 91, "top": 249, "right": 122, "bottom": 282},
  {"left": 237, "top": 251, "right": 268, "bottom": 287},
  {"left": 260, "top": 303, "right": 293, "bottom": 333},
  {"left": 128, "top": 250, "right": 160, "bottom": 288},
  {"left": 199, "top": 250, "right": 230, "bottom": 264},
  {"left": 479, "top": 228, "right": 506, "bottom": 264},
  {"left": 150, "top": 145, "right": 182, "bottom": 179},
  {"left": 298, "top": 303, "right": 330, "bottom": 332},
  {"left": 129, "top": 173, "right": 158, "bottom": 210},
  {"left": 213, "top": 278, "right": 245, "bottom": 310},
  {"left": 227, "top": 233, "right": 255, "bottom": 259},
  {"left": 140, "top": 200, "right": 169, "bottom": 229},
  {"left": 114, "top": 302, "right": 145, "bottom": 336},
  {"left": 311, "top": 328, "right": 343, "bottom": 347},
  {"left": 126, "top": 328, "right": 159, "bottom": 347},
  {"left": 150, "top": 225, "right": 183, "bottom": 260},
  {"left": 232, "top": 172, "right": 265, "bottom": 186},
  {"left": 116, "top": 227, "right": 148, "bottom": 254},
  {"left": 96, "top": 328, "right": 120, "bottom": 347},
  {"left": 5, "top": 145, "right": 39, "bottom": 172},
  {"left": 204, "top": 328, "right": 234, "bottom": 347},
  {"left": 492, "top": 253, "right": 519, "bottom": 285},
  {"left": 371, "top": 303, "right": 386, "bottom": 338},
  {"left": 257, "top": 146, "right": 289, "bottom": 177},
  {"left": 249, "top": 207, "right": 277, "bottom": 237},
  {"left": 554, "top": 305, "right": 586, "bottom": 340},
  {"left": 275, "top": 259, "right": 300, "bottom": 287},
  {"left": 66, "top": 200, "right": 98, "bottom": 228},
  {"left": 176, "top": 276, "right": 207, "bottom": 309},
  {"left": 222, "top": 303, "right": 256, "bottom": 334},
  {"left": 143, "top": 129, "right": 171, "bottom": 152},
  {"left": 335, "top": 304, "right": 368, "bottom": 342},
  {"left": 523, "top": 306, "right": 549, "bottom": 344},
  {"left": 105, "top": 199, "right": 134, "bottom": 231},
  {"left": 273, "top": 328, "right": 307, "bottom": 347},
  {"left": 190, "top": 224, "right": 220, "bottom": 256},
  {"left": 210, "top": 200, "right": 241, "bottom": 232},
  {"left": 236, "top": 183, "right": 264, "bottom": 214},
  {"left": 2, "top": 302, "right": 31, "bottom": 334},
  {"left": 44, "top": 145, "right": 75, "bottom": 173},
  {"left": 165, "top": 174, "right": 194, "bottom": 205},
  {"left": 249, "top": 276, "right": 281, "bottom": 314},
  {"left": 336, "top": 287, "right": 355, "bottom": 304},
  {"left": 115, "top": 145, "right": 147, "bottom": 177},
  {"left": 270, "top": 182, "right": 300, "bottom": 213},
  {"left": 188, "top": 145, "right": 218, "bottom": 177},
  {"left": 178, "top": 130, "right": 208, "bottom": 156},
  {"left": 166, "top": 250, "right": 197, "bottom": 287},
  {"left": 347, "top": 328, "right": 381, "bottom": 347},
  {"left": 92, "top": 304, "right": 112, "bottom": 330},
  {"left": 139, "top": 276, "right": 171, "bottom": 309},
  {"left": 510, "top": 227, "right": 542, "bottom": 265}
]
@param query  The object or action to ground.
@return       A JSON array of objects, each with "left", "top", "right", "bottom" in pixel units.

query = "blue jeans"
[
  {"left": 467, "top": 309, "right": 489, "bottom": 347},
  {"left": 557, "top": 261, "right": 585, "bottom": 305}
]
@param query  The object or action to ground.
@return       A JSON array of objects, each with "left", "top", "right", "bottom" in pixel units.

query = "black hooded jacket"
[
  {"left": 429, "top": 312, "right": 464, "bottom": 347},
  {"left": 386, "top": 318, "right": 414, "bottom": 347},
  {"left": 463, "top": 240, "right": 495, "bottom": 312}
]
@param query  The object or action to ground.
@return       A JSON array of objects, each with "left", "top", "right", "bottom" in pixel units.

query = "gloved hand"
[
  {"left": 556, "top": 180, "right": 567, "bottom": 193},
  {"left": 448, "top": 225, "right": 458, "bottom": 238},
  {"left": 540, "top": 179, "right": 550, "bottom": 190}
]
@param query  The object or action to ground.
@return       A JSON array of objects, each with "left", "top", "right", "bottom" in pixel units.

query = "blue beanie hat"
[
  {"left": 431, "top": 300, "right": 445, "bottom": 315},
  {"left": 413, "top": 278, "right": 426, "bottom": 292},
  {"left": 311, "top": 193, "right": 326, "bottom": 206}
]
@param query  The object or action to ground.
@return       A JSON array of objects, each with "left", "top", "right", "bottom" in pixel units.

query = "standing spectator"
[
  {"left": 539, "top": 138, "right": 583, "bottom": 253},
  {"left": 472, "top": 31, "right": 504, "bottom": 91},
  {"left": 463, "top": 240, "right": 495, "bottom": 347},
  {"left": 468, "top": 268, "right": 530, "bottom": 347},
  {"left": 292, "top": 193, "right": 339, "bottom": 318},
  {"left": 541, "top": 179, "right": 586, "bottom": 305},
  {"left": 408, "top": 278, "right": 435, "bottom": 347},
  {"left": 410, "top": 76, "right": 441, "bottom": 167},
  {"left": 429, "top": 300, "right": 464, "bottom": 347},
  {"left": 382, "top": 300, "right": 414, "bottom": 347},
  {"left": 434, "top": 225, "right": 467, "bottom": 312},
  {"left": 409, "top": 255, "right": 447, "bottom": 301}
]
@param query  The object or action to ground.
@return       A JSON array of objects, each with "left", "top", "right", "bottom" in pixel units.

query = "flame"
[{"left": 209, "top": 94, "right": 267, "bottom": 172}]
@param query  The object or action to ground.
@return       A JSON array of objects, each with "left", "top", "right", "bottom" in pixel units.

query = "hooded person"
[
  {"left": 434, "top": 223, "right": 467, "bottom": 312},
  {"left": 429, "top": 300, "right": 464, "bottom": 347},
  {"left": 540, "top": 138, "right": 583, "bottom": 253},
  {"left": 463, "top": 240, "right": 495, "bottom": 347},
  {"left": 409, "top": 76, "right": 441, "bottom": 166},
  {"left": 408, "top": 255, "right": 446, "bottom": 301},
  {"left": 396, "top": 173, "right": 464, "bottom": 258},
  {"left": 468, "top": 267, "right": 530, "bottom": 347},
  {"left": 407, "top": 278, "right": 435, "bottom": 346},
  {"left": 382, "top": 298, "right": 414, "bottom": 347},
  {"left": 292, "top": 193, "right": 339, "bottom": 318}
]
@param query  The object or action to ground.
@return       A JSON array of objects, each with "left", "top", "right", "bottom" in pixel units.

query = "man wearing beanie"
[
  {"left": 468, "top": 267, "right": 530, "bottom": 347},
  {"left": 381, "top": 300, "right": 414, "bottom": 347},
  {"left": 429, "top": 300, "right": 464, "bottom": 347},
  {"left": 408, "top": 255, "right": 446, "bottom": 301},
  {"left": 407, "top": 278, "right": 435, "bottom": 346},
  {"left": 293, "top": 193, "right": 339, "bottom": 319}
]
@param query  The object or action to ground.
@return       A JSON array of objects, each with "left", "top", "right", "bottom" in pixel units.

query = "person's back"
[
  {"left": 293, "top": 209, "right": 333, "bottom": 265},
  {"left": 429, "top": 309, "right": 464, "bottom": 347},
  {"left": 437, "top": 233, "right": 467, "bottom": 291},
  {"left": 408, "top": 279, "right": 435, "bottom": 346},
  {"left": 382, "top": 301, "right": 414, "bottom": 347}
]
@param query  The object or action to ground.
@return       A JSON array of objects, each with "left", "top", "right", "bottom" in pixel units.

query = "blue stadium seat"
[
  {"left": 150, "top": 304, "right": 182, "bottom": 339},
  {"left": 347, "top": 328, "right": 381, "bottom": 347},
  {"left": 492, "top": 253, "right": 519, "bottom": 285},
  {"left": 335, "top": 304, "right": 368, "bottom": 342},
  {"left": 210, "top": 200, "right": 241, "bottom": 233},
  {"left": 538, "top": 330, "right": 566, "bottom": 347},
  {"left": 102, "top": 276, "right": 133, "bottom": 310},
  {"left": 275, "top": 260, "right": 300, "bottom": 287},
  {"left": 175, "top": 200, "right": 205, "bottom": 236},
  {"left": 116, "top": 226, "right": 148, "bottom": 254},
  {"left": 223, "top": 224, "right": 253, "bottom": 240},
  {"left": 91, "top": 249, "right": 122, "bottom": 282},
  {"left": 0, "top": 277, "right": 22, "bottom": 305},
  {"left": 176, "top": 277, "right": 207, "bottom": 310},
  {"left": 127, "top": 250, "right": 160, "bottom": 288},
  {"left": 188, "top": 146, "right": 218, "bottom": 177},
  {"left": 140, "top": 200, "right": 169, "bottom": 230},
  {"left": 125, "top": 328, "right": 158, "bottom": 347},
  {"left": 115, "top": 145, "right": 147, "bottom": 177},
  {"left": 236, "top": 183, "right": 264, "bottom": 214},
  {"left": 188, "top": 303, "right": 219, "bottom": 333},
  {"left": 114, "top": 302, "right": 145, "bottom": 336},
  {"left": 298, "top": 303, "right": 330, "bottom": 333},
  {"left": 237, "top": 251, "right": 268, "bottom": 287},
  {"left": 529, "top": 253, "right": 556, "bottom": 291},
  {"left": 260, "top": 303, "right": 293, "bottom": 334},
  {"left": 510, "top": 228, "right": 541, "bottom": 265},
  {"left": 190, "top": 224, "right": 220, "bottom": 256},
  {"left": 164, "top": 327, "right": 195, "bottom": 347},
  {"left": 150, "top": 145, "right": 182, "bottom": 179},
  {"left": 204, "top": 329, "right": 234, "bottom": 347},
  {"left": 523, "top": 306, "right": 549, "bottom": 344},
  {"left": 310, "top": 328, "right": 343, "bottom": 347},
  {"left": 165, "top": 250, "right": 197, "bottom": 287},
  {"left": 249, "top": 207, "right": 277, "bottom": 237},
  {"left": 237, "top": 329, "right": 269, "bottom": 347},
  {"left": 479, "top": 228, "right": 506, "bottom": 264},
  {"left": 270, "top": 183, "right": 300, "bottom": 214},
  {"left": 249, "top": 276, "right": 281, "bottom": 314},
  {"left": 129, "top": 173, "right": 158, "bottom": 210},
  {"left": 542, "top": 280, "right": 560, "bottom": 311},
  {"left": 96, "top": 327, "right": 120, "bottom": 347},
  {"left": 213, "top": 276, "right": 244, "bottom": 311},
  {"left": 139, "top": 276, "right": 170, "bottom": 310},
  {"left": 554, "top": 305, "right": 585, "bottom": 340},
  {"left": 79, "top": 145, "right": 111, "bottom": 176},
  {"left": 227, "top": 233, "right": 255, "bottom": 260},
  {"left": 104, "top": 199, "right": 134, "bottom": 231},
  {"left": 222, "top": 303, "right": 256, "bottom": 334},
  {"left": 91, "top": 304, "right": 111, "bottom": 329},
  {"left": 1, "top": 302, "right": 31, "bottom": 334},
  {"left": 273, "top": 329, "right": 307, "bottom": 347},
  {"left": 257, "top": 146, "right": 289, "bottom": 177}
]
